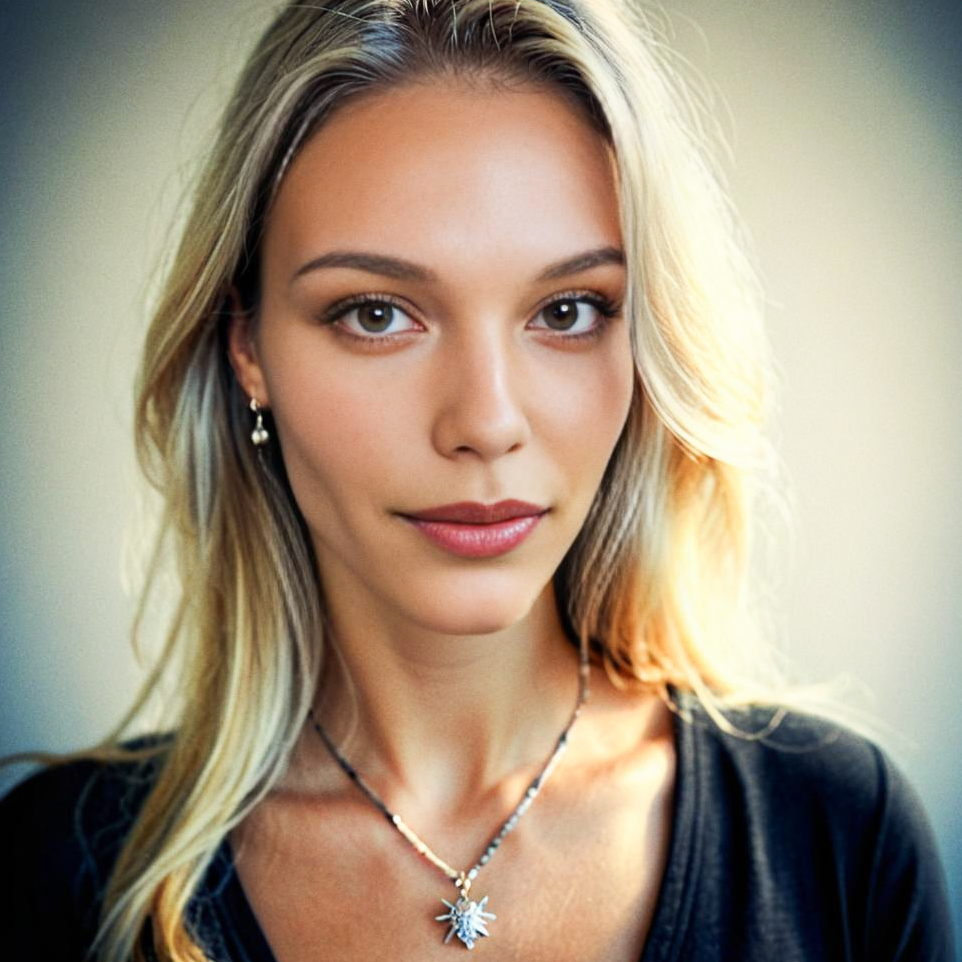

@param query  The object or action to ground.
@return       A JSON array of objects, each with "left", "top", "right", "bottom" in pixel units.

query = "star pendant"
[{"left": 435, "top": 895, "right": 497, "bottom": 949}]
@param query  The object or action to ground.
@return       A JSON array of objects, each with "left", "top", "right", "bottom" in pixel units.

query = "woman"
[{"left": 1, "top": 0, "right": 953, "bottom": 959}]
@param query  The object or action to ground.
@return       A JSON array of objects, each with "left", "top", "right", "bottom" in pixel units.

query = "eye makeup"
[{"left": 315, "top": 289, "right": 624, "bottom": 349}]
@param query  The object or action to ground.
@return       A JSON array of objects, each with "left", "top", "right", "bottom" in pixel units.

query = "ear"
[{"left": 226, "top": 288, "right": 270, "bottom": 406}]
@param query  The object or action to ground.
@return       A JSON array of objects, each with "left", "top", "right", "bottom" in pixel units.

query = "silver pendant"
[{"left": 436, "top": 895, "right": 496, "bottom": 949}]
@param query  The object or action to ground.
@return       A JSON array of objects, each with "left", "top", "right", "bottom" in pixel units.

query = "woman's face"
[{"left": 230, "top": 80, "right": 633, "bottom": 636}]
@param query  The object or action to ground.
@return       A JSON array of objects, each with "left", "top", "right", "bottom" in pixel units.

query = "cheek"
[
  {"left": 263, "top": 351, "right": 417, "bottom": 510},
  {"left": 539, "top": 336, "right": 634, "bottom": 473},
  {"left": 602, "top": 325, "right": 637, "bottom": 424}
]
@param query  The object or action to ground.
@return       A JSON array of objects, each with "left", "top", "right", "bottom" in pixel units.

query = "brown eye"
[
  {"left": 328, "top": 298, "right": 421, "bottom": 339},
  {"left": 531, "top": 297, "right": 610, "bottom": 336},
  {"left": 544, "top": 299, "right": 580, "bottom": 330},
  {"left": 356, "top": 302, "right": 395, "bottom": 333}
]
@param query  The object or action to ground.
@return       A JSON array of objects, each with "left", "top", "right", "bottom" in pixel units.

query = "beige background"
[{"left": 1, "top": 0, "right": 959, "bottom": 946}]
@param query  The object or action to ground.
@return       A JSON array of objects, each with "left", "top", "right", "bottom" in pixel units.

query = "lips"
[
  {"left": 398, "top": 500, "right": 549, "bottom": 558},
  {"left": 401, "top": 500, "right": 547, "bottom": 524}
]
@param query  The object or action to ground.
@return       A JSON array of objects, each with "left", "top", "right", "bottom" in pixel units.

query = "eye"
[
  {"left": 528, "top": 296, "right": 618, "bottom": 337},
  {"left": 327, "top": 297, "right": 421, "bottom": 338}
]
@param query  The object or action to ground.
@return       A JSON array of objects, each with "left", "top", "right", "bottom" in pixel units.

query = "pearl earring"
[{"left": 249, "top": 398, "right": 270, "bottom": 446}]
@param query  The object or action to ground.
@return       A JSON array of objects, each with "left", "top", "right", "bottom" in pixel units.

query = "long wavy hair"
[{"left": 46, "top": 1, "right": 788, "bottom": 958}]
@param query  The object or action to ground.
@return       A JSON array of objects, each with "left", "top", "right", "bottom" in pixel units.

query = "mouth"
[
  {"left": 400, "top": 500, "right": 548, "bottom": 524},
  {"left": 397, "top": 501, "right": 549, "bottom": 558}
]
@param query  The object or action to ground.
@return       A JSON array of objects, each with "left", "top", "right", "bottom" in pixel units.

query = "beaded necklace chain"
[{"left": 309, "top": 649, "right": 590, "bottom": 950}]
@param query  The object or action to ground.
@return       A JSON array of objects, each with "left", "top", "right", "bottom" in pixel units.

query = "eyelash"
[{"left": 317, "top": 290, "right": 622, "bottom": 348}]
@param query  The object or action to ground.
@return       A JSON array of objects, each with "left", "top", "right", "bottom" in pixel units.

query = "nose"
[{"left": 430, "top": 325, "right": 532, "bottom": 461}]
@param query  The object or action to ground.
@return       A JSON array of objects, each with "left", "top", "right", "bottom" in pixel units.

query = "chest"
[{"left": 230, "top": 756, "right": 674, "bottom": 962}]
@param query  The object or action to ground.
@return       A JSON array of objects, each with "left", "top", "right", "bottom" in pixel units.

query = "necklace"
[{"left": 309, "top": 648, "right": 590, "bottom": 950}]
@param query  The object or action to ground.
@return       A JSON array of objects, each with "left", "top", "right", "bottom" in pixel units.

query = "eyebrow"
[{"left": 290, "top": 246, "right": 625, "bottom": 286}]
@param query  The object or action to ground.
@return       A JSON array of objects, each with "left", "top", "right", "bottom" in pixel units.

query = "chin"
[
  {"left": 413, "top": 605, "right": 532, "bottom": 638},
  {"left": 405, "top": 582, "right": 546, "bottom": 637}
]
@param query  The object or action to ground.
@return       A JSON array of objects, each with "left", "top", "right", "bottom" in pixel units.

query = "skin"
[{"left": 229, "top": 79, "right": 674, "bottom": 961}]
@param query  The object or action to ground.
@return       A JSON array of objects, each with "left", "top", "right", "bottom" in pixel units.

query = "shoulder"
[
  {"left": 684, "top": 698, "right": 889, "bottom": 811},
  {"left": 0, "top": 738, "right": 170, "bottom": 957},
  {"left": 679, "top": 696, "right": 930, "bottom": 845},
  {"left": 673, "top": 693, "right": 955, "bottom": 959}
]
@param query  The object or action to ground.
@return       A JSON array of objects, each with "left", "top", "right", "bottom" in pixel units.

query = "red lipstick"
[{"left": 399, "top": 500, "right": 548, "bottom": 558}]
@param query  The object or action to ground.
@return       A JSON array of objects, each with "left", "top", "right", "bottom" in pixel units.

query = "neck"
[{"left": 298, "top": 581, "right": 584, "bottom": 816}]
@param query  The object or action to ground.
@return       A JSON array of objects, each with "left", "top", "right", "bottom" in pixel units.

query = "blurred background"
[{"left": 1, "top": 0, "right": 959, "bottom": 949}]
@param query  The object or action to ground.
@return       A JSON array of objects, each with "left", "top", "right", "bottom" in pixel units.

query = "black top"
[{"left": 1, "top": 696, "right": 955, "bottom": 961}]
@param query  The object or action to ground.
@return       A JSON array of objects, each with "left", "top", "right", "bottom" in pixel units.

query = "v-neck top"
[{"left": 2, "top": 694, "right": 954, "bottom": 960}]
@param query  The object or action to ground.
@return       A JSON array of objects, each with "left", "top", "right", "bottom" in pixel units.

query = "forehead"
[{"left": 262, "top": 81, "right": 622, "bottom": 277}]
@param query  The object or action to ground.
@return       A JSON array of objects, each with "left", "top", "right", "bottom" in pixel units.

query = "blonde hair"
[{"left": 46, "top": 1, "right": 791, "bottom": 958}]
